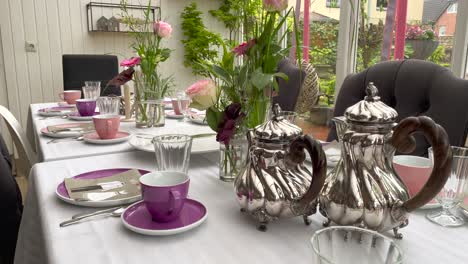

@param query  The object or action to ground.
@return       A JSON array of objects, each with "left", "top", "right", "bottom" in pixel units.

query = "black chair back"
[
  {"left": 328, "top": 59, "right": 468, "bottom": 156},
  {"left": 0, "top": 134, "right": 23, "bottom": 263},
  {"left": 273, "top": 58, "right": 306, "bottom": 111},
  {"left": 62, "top": 54, "right": 121, "bottom": 96}
]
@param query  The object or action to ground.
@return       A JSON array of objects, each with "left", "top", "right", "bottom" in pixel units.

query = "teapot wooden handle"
[
  {"left": 391, "top": 116, "right": 452, "bottom": 212},
  {"left": 290, "top": 135, "right": 327, "bottom": 206}
]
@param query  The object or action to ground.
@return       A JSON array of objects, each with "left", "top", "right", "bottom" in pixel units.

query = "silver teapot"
[
  {"left": 319, "top": 83, "right": 452, "bottom": 238},
  {"left": 234, "top": 104, "right": 327, "bottom": 231}
]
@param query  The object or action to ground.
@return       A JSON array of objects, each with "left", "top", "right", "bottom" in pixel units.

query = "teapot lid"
[
  {"left": 254, "top": 104, "right": 302, "bottom": 143},
  {"left": 344, "top": 82, "right": 398, "bottom": 124}
]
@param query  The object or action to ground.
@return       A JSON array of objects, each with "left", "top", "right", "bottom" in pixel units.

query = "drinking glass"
[
  {"left": 97, "top": 96, "right": 120, "bottom": 115},
  {"left": 280, "top": 111, "right": 298, "bottom": 124},
  {"left": 83, "top": 85, "right": 101, "bottom": 100},
  {"left": 152, "top": 134, "right": 193, "bottom": 174},
  {"left": 176, "top": 93, "right": 191, "bottom": 120},
  {"left": 85, "top": 81, "right": 101, "bottom": 88},
  {"left": 427, "top": 146, "right": 468, "bottom": 227},
  {"left": 310, "top": 226, "right": 403, "bottom": 264}
]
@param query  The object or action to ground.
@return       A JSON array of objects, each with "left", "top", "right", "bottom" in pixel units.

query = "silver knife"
[{"left": 70, "top": 181, "right": 123, "bottom": 193}]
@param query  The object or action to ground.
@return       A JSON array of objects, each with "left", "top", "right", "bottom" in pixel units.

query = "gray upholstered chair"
[
  {"left": 327, "top": 59, "right": 468, "bottom": 156},
  {"left": 273, "top": 58, "right": 306, "bottom": 111},
  {"left": 62, "top": 54, "right": 121, "bottom": 96}
]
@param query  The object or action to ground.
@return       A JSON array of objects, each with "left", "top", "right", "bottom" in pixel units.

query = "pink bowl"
[{"left": 393, "top": 155, "right": 433, "bottom": 197}]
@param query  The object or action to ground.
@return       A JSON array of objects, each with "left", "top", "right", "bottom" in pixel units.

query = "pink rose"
[
  {"left": 185, "top": 80, "right": 217, "bottom": 110},
  {"left": 263, "top": 0, "right": 288, "bottom": 12},
  {"left": 120, "top": 57, "right": 141, "bottom": 67},
  {"left": 153, "top": 21, "right": 172, "bottom": 38},
  {"left": 232, "top": 39, "right": 256, "bottom": 56}
]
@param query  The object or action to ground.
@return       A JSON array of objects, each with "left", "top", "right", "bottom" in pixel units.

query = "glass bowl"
[{"left": 310, "top": 226, "right": 404, "bottom": 264}]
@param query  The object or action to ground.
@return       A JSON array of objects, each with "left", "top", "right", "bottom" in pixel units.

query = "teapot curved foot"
[
  {"left": 257, "top": 222, "right": 268, "bottom": 232},
  {"left": 303, "top": 215, "right": 311, "bottom": 226},
  {"left": 392, "top": 227, "right": 403, "bottom": 239},
  {"left": 323, "top": 218, "right": 331, "bottom": 227},
  {"left": 240, "top": 208, "right": 246, "bottom": 213}
]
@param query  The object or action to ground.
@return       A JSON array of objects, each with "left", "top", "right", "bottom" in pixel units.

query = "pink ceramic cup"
[
  {"left": 139, "top": 171, "right": 190, "bottom": 222},
  {"left": 393, "top": 155, "right": 433, "bottom": 197},
  {"left": 171, "top": 98, "right": 190, "bottom": 115},
  {"left": 92, "top": 114, "right": 120, "bottom": 139},
  {"left": 59, "top": 90, "right": 82, "bottom": 104}
]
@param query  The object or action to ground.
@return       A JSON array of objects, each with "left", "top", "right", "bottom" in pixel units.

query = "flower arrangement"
[
  {"left": 120, "top": 1, "right": 174, "bottom": 101},
  {"left": 405, "top": 24, "right": 437, "bottom": 41},
  {"left": 186, "top": 0, "right": 292, "bottom": 145}
]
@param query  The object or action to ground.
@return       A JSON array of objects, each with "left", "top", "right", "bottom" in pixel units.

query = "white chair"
[{"left": 0, "top": 105, "right": 36, "bottom": 171}]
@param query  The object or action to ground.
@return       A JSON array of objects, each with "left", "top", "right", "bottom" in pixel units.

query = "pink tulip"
[
  {"left": 263, "top": 0, "right": 288, "bottom": 12},
  {"left": 153, "top": 21, "right": 172, "bottom": 38},
  {"left": 120, "top": 57, "right": 141, "bottom": 67}
]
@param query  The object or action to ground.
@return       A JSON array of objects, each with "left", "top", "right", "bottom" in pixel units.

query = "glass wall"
[{"left": 356, "top": 0, "right": 458, "bottom": 72}]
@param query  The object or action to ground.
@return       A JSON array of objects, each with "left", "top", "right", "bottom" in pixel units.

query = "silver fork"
[{"left": 47, "top": 136, "right": 84, "bottom": 144}]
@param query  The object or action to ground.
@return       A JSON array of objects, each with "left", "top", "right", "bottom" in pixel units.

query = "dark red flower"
[
  {"left": 216, "top": 103, "right": 245, "bottom": 145},
  {"left": 107, "top": 68, "right": 135, "bottom": 87}
]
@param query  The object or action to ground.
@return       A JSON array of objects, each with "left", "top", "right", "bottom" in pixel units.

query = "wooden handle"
[
  {"left": 391, "top": 116, "right": 452, "bottom": 212},
  {"left": 290, "top": 135, "right": 327, "bottom": 206}
]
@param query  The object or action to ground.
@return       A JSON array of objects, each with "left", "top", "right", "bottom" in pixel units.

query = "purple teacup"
[
  {"left": 76, "top": 99, "right": 96, "bottom": 117},
  {"left": 139, "top": 171, "right": 190, "bottom": 222}
]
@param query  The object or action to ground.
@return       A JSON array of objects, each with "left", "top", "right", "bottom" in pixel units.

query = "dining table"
[
  {"left": 14, "top": 149, "right": 468, "bottom": 264},
  {"left": 26, "top": 103, "right": 217, "bottom": 162}
]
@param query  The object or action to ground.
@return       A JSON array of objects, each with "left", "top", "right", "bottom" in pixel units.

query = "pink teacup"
[
  {"left": 59, "top": 90, "right": 81, "bottom": 105},
  {"left": 171, "top": 98, "right": 190, "bottom": 115},
  {"left": 393, "top": 155, "right": 433, "bottom": 197},
  {"left": 92, "top": 114, "right": 120, "bottom": 139}
]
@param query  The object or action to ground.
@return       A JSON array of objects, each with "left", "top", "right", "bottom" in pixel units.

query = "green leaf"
[
  {"left": 206, "top": 107, "right": 223, "bottom": 132},
  {"left": 273, "top": 72, "right": 288, "bottom": 81},
  {"left": 251, "top": 69, "right": 273, "bottom": 91}
]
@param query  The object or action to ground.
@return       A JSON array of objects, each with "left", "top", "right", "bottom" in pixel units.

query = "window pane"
[
  {"left": 356, "top": 0, "right": 457, "bottom": 72},
  {"left": 326, "top": 0, "right": 341, "bottom": 8}
]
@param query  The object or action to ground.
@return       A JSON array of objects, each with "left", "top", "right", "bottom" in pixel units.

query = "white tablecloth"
[
  {"left": 27, "top": 103, "right": 217, "bottom": 162},
  {"left": 15, "top": 152, "right": 468, "bottom": 264}
]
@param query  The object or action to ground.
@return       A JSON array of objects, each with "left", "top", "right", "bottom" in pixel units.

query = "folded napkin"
[
  {"left": 47, "top": 123, "right": 94, "bottom": 133},
  {"left": 64, "top": 169, "right": 142, "bottom": 201}
]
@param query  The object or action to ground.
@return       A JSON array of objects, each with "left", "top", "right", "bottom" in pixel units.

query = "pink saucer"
[
  {"left": 83, "top": 131, "right": 131, "bottom": 144},
  {"left": 121, "top": 199, "right": 207, "bottom": 236}
]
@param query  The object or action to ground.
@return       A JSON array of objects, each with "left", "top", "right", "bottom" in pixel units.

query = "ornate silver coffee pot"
[
  {"left": 234, "top": 104, "right": 327, "bottom": 231},
  {"left": 319, "top": 83, "right": 452, "bottom": 238}
]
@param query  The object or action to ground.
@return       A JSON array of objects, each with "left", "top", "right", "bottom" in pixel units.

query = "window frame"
[
  {"left": 447, "top": 3, "right": 458, "bottom": 14},
  {"left": 326, "top": 0, "right": 341, "bottom": 8},
  {"left": 439, "top": 25, "right": 447, "bottom": 36}
]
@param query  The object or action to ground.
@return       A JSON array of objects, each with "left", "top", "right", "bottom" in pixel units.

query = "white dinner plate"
[
  {"left": 189, "top": 114, "right": 207, "bottom": 125},
  {"left": 38, "top": 106, "right": 75, "bottom": 117},
  {"left": 165, "top": 111, "right": 184, "bottom": 119},
  {"left": 129, "top": 133, "right": 218, "bottom": 154},
  {"left": 83, "top": 131, "right": 131, "bottom": 145},
  {"left": 68, "top": 112, "right": 99, "bottom": 121}
]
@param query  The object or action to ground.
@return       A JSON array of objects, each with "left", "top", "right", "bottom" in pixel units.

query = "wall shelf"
[{"left": 86, "top": 2, "right": 161, "bottom": 33}]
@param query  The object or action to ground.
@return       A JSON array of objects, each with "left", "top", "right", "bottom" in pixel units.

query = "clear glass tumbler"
[
  {"left": 97, "top": 96, "right": 120, "bottom": 115},
  {"left": 152, "top": 134, "right": 193, "bottom": 174},
  {"left": 83, "top": 83, "right": 101, "bottom": 100},
  {"left": 427, "top": 146, "right": 468, "bottom": 227},
  {"left": 311, "top": 226, "right": 404, "bottom": 264}
]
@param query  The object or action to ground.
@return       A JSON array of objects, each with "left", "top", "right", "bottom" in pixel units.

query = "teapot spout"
[{"left": 332, "top": 116, "right": 348, "bottom": 141}]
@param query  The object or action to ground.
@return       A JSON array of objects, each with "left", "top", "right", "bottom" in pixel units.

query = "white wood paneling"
[{"left": 0, "top": 0, "right": 225, "bottom": 131}]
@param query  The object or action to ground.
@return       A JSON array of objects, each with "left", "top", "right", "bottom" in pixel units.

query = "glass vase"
[
  {"left": 219, "top": 133, "right": 248, "bottom": 182},
  {"left": 135, "top": 100, "right": 165, "bottom": 128}
]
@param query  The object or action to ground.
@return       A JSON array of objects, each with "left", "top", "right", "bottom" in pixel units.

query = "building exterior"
[
  {"left": 290, "top": 0, "right": 424, "bottom": 24},
  {"left": 423, "top": 0, "right": 458, "bottom": 36}
]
